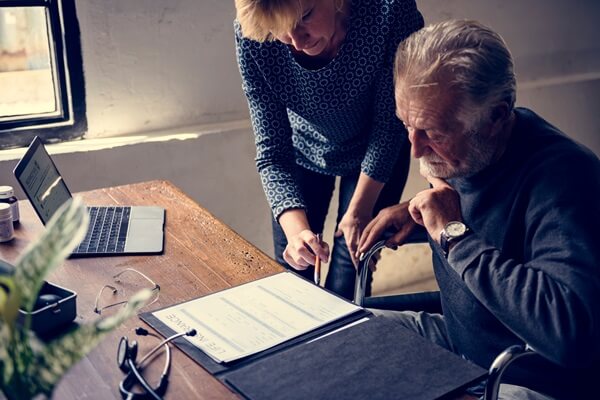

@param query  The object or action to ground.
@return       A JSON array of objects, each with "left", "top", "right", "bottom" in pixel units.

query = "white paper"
[{"left": 152, "top": 272, "right": 362, "bottom": 363}]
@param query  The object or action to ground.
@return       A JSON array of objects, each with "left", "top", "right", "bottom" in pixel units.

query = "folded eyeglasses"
[{"left": 94, "top": 268, "right": 160, "bottom": 315}]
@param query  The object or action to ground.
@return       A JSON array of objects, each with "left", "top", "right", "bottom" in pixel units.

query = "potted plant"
[{"left": 0, "top": 198, "right": 151, "bottom": 399}]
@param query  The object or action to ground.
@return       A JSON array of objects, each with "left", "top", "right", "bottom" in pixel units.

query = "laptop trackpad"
[{"left": 124, "top": 207, "right": 165, "bottom": 253}]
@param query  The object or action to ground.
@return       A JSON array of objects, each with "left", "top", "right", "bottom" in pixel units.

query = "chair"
[{"left": 354, "top": 235, "right": 539, "bottom": 400}]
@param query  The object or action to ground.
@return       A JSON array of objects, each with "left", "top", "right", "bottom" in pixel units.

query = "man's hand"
[
  {"left": 358, "top": 201, "right": 417, "bottom": 254},
  {"left": 408, "top": 176, "right": 462, "bottom": 243},
  {"left": 283, "top": 230, "right": 330, "bottom": 270},
  {"left": 335, "top": 209, "right": 371, "bottom": 267}
]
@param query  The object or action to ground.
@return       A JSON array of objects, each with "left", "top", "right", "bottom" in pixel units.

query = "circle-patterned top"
[{"left": 235, "top": 0, "right": 424, "bottom": 219}]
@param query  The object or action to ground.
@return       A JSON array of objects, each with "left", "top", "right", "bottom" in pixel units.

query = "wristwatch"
[{"left": 440, "top": 221, "right": 470, "bottom": 257}]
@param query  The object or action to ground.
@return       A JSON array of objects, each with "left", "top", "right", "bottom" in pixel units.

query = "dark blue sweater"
[{"left": 436, "top": 108, "right": 600, "bottom": 399}]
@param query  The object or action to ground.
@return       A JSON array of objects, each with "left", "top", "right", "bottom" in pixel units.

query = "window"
[{"left": 0, "top": 0, "right": 85, "bottom": 149}]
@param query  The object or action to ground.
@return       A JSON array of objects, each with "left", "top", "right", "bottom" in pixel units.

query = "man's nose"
[{"left": 408, "top": 129, "right": 429, "bottom": 158}]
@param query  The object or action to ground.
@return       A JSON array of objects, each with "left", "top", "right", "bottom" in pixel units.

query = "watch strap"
[{"left": 440, "top": 222, "right": 470, "bottom": 257}]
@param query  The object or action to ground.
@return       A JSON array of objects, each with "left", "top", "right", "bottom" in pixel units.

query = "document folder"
[
  {"left": 225, "top": 317, "right": 487, "bottom": 400},
  {"left": 140, "top": 272, "right": 486, "bottom": 399},
  {"left": 140, "top": 272, "right": 370, "bottom": 374}
]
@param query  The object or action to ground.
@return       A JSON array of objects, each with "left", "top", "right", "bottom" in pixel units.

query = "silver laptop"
[{"left": 14, "top": 137, "right": 165, "bottom": 257}]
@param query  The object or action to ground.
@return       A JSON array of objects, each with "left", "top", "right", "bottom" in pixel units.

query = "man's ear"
[{"left": 488, "top": 101, "right": 510, "bottom": 136}]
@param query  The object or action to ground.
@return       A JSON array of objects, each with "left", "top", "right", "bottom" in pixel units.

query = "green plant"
[{"left": 0, "top": 198, "right": 152, "bottom": 399}]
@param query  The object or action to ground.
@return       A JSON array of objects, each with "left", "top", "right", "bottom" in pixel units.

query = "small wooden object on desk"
[{"left": 314, "top": 233, "right": 322, "bottom": 286}]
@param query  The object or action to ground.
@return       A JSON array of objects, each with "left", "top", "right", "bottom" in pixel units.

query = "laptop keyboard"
[{"left": 74, "top": 206, "right": 131, "bottom": 254}]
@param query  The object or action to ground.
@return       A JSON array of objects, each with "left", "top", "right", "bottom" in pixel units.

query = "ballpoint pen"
[{"left": 314, "top": 233, "right": 322, "bottom": 286}]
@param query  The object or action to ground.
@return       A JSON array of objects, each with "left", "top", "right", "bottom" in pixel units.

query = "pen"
[{"left": 314, "top": 233, "right": 322, "bottom": 286}]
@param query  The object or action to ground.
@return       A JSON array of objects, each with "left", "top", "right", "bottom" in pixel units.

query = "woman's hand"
[
  {"left": 335, "top": 209, "right": 371, "bottom": 267},
  {"left": 283, "top": 230, "right": 329, "bottom": 270},
  {"left": 338, "top": 172, "right": 386, "bottom": 267}
]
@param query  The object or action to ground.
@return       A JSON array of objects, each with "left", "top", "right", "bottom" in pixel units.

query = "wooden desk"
[{"left": 0, "top": 180, "right": 282, "bottom": 399}]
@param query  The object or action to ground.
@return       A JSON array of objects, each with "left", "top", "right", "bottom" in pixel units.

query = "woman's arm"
[
  {"left": 338, "top": 5, "right": 423, "bottom": 263},
  {"left": 235, "top": 24, "right": 328, "bottom": 270},
  {"left": 336, "top": 173, "right": 384, "bottom": 266},
  {"left": 235, "top": 23, "right": 305, "bottom": 219},
  {"left": 360, "top": 4, "right": 423, "bottom": 184}
]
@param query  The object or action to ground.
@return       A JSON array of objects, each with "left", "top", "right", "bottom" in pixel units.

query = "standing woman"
[{"left": 234, "top": 0, "right": 423, "bottom": 299}]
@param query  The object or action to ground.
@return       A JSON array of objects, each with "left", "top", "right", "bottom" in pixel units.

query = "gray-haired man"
[{"left": 359, "top": 20, "right": 600, "bottom": 399}]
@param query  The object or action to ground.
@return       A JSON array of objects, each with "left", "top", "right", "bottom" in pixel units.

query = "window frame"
[{"left": 0, "top": 0, "right": 86, "bottom": 149}]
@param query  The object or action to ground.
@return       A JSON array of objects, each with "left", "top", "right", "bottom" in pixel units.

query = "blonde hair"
[
  {"left": 235, "top": 0, "right": 346, "bottom": 42},
  {"left": 394, "top": 20, "right": 516, "bottom": 130},
  {"left": 235, "top": 0, "right": 303, "bottom": 42}
]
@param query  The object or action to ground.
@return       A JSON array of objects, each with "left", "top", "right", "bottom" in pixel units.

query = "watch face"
[{"left": 446, "top": 221, "right": 467, "bottom": 237}]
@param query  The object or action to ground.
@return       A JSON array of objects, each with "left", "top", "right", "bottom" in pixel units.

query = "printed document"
[{"left": 152, "top": 272, "right": 362, "bottom": 363}]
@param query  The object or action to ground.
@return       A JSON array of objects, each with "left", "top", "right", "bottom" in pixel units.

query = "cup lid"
[
  {"left": 0, "top": 203, "right": 11, "bottom": 216},
  {"left": 0, "top": 186, "right": 14, "bottom": 198}
]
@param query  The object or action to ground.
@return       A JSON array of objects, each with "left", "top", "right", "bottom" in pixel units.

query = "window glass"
[
  {"left": 0, "top": 7, "right": 59, "bottom": 120},
  {"left": 0, "top": 0, "right": 86, "bottom": 150}
]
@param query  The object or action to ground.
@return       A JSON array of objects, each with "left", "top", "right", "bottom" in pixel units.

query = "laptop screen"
[{"left": 14, "top": 137, "right": 73, "bottom": 225}]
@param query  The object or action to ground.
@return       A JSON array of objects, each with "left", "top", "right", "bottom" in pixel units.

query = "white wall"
[
  {"left": 73, "top": 0, "right": 600, "bottom": 154},
  {"left": 76, "top": 0, "right": 249, "bottom": 137},
  {"left": 0, "top": 0, "right": 598, "bottom": 258},
  {"left": 0, "top": 126, "right": 276, "bottom": 254}
]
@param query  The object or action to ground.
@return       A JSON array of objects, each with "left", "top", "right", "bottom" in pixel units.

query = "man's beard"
[{"left": 419, "top": 133, "right": 498, "bottom": 179}]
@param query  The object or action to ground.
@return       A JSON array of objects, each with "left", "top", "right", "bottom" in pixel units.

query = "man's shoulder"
[
  {"left": 513, "top": 107, "right": 600, "bottom": 186},
  {"left": 515, "top": 108, "right": 596, "bottom": 157}
]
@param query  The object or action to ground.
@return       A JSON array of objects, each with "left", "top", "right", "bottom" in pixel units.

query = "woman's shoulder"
[
  {"left": 355, "top": 0, "right": 420, "bottom": 17},
  {"left": 352, "top": 0, "right": 422, "bottom": 32},
  {"left": 234, "top": 20, "right": 258, "bottom": 47},
  {"left": 234, "top": 19, "right": 282, "bottom": 55},
  {"left": 350, "top": 0, "right": 423, "bottom": 44}
]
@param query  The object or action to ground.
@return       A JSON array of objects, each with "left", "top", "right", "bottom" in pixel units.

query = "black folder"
[{"left": 141, "top": 310, "right": 486, "bottom": 399}]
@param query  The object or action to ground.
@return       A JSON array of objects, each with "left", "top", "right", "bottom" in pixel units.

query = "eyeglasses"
[{"left": 94, "top": 268, "right": 160, "bottom": 315}]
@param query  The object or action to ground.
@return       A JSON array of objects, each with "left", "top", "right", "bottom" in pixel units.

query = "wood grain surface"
[{"left": 0, "top": 180, "right": 282, "bottom": 399}]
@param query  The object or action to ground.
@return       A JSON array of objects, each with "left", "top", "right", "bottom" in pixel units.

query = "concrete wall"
[
  {"left": 0, "top": 125, "right": 275, "bottom": 255},
  {"left": 0, "top": 0, "right": 598, "bottom": 259},
  {"left": 418, "top": 0, "right": 600, "bottom": 155},
  {"left": 76, "top": 0, "right": 249, "bottom": 137}
]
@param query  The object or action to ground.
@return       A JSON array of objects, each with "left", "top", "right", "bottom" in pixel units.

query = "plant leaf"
[
  {"left": 26, "top": 289, "right": 153, "bottom": 394},
  {"left": 0, "top": 323, "right": 13, "bottom": 387},
  {"left": 13, "top": 197, "right": 89, "bottom": 315},
  {"left": 0, "top": 277, "right": 20, "bottom": 330}
]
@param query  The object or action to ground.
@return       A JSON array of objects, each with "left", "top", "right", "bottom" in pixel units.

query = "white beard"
[{"left": 420, "top": 133, "right": 498, "bottom": 179}]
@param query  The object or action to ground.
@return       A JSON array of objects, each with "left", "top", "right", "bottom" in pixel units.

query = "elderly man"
[{"left": 358, "top": 20, "right": 600, "bottom": 399}]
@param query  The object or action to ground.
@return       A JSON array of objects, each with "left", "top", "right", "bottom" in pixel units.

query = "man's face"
[
  {"left": 275, "top": 0, "right": 340, "bottom": 57},
  {"left": 395, "top": 85, "right": 497, "bottom": 179}
]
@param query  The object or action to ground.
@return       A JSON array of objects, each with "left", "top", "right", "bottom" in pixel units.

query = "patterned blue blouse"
[{"left": 235, "top": 0, "right": 424, "bottom": 219}]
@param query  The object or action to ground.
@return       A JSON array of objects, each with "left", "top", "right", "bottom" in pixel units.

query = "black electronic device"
[
  {"left": 3, "top": 256, "right": 76, "bottom": 336},
  {"left": 34, "top": 293, "right": 62, "bottom": 310},
  {"left": 18, "top": 281, "right": 77, "bottom": 335}
]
